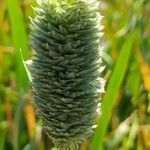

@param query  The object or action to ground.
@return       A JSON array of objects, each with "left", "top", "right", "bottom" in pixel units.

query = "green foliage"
[
  {"left": 5, "top": 0, "right": 29, "bottom": 90},
  {"left": 0, "top": 0, "right": 149, "bottom": 150},
  {"left": 5, "top": 0, "right": 29, "bottom": 149},
  {"left": 91, "top": 33, "right": 135, "bottom": 150}
]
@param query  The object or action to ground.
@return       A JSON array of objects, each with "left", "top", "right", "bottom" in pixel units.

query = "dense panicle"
[{"left": 27, "top": 0, "right": 105, "bottom": 149}]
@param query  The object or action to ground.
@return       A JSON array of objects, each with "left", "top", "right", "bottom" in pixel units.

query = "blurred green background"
[{"left": 0, "top": 0, "right": 150, "bottom": 150}]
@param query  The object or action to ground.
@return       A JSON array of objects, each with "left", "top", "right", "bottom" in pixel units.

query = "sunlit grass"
[{"left": 0, "top": 0, "right": 149, "bottom": 149}]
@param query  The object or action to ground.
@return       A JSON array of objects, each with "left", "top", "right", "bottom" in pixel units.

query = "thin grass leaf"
[
  {"left": 0, "top": 123, "right": 7, "bottom": 150},
  {"left": 5, "top": 0, "right": 29, "bottom": 150},
  {"left": 91, "top": 32, "right": 136, "bottom": 150},
  {"left": 5, "top": 0, "right": 28, "bottom": 90},
  {"left": 14, "top": 95, "right": 26, "bottom": 150}
]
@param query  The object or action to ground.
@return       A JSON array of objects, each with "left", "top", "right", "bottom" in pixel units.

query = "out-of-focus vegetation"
[{"left": 0, "top": 0, "right": 149, "bottom": 150}]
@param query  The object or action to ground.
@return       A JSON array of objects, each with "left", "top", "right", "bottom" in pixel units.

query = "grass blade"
[
  {"left": 5, "top": 0, "right": 28, "bottom": 91},
  {"left": 91, "top": 32, "right": 135, "bottom": 150},
  {"left": 0, "top": 123, "right": 7, "bottom": 150},
  {"left": 5, "top": 0, "right": 29, "bottom": 150}
]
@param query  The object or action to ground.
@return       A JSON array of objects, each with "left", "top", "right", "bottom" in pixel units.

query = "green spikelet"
[{"left": 26, "top": 0, "right": 105, "bottom": 149}]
